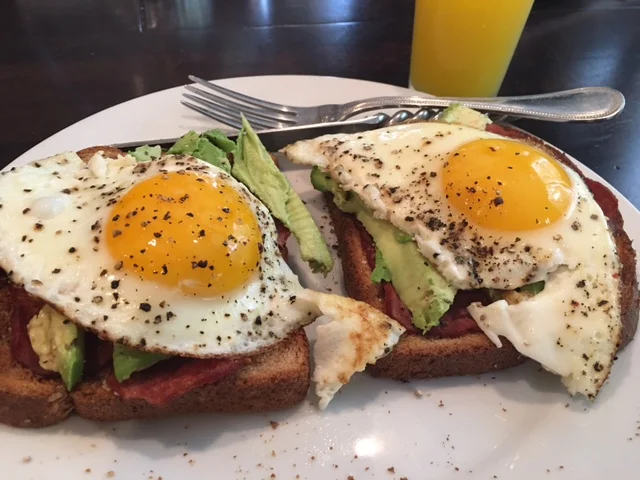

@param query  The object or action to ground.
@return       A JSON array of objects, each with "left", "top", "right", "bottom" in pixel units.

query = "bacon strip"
[
  {"left": 426, "top": 290, "right": 485, "bottom": 338},
  {"left": 382, "top": 283, "right": 419, "bottom": 333},
  {"left": 107, "top": 357, "right": 249, "bottom": 406},
  {"left": 275, "top": 219, "right": 291, "bottom": 260},
  {"left": 8, "top": 286, "right": 56, "bottom": 377},
  {"left": 83, "top": 334, "right": 113, "bottom": 377},
  {"left": 354, "top": 220, "right": 377, "bottom": 269}
]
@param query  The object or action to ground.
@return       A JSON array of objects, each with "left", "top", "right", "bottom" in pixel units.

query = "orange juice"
[{"left": 410, "top": 0, "right": 534, "bottom": 97}]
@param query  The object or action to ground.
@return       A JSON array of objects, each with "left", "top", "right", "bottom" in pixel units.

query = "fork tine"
[
  {"left": 182, "top": 94, "right": 282, "bottom": 131},
  {"left": 182, "top": 93, "right": 284, "bottom": 130},
  {"left": 181, "top": 100, "right": 242, "bottom": 129},
  {"left": 189, "top": 76, "right": 296, "bottom": 115},
  {"left": 185, "top": 85, "right": 297, "bottom": 124}
]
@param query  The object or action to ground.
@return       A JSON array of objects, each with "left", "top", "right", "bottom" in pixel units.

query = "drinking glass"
[{"left": 410, "top": 0, "right": 535, "bottom": 97}]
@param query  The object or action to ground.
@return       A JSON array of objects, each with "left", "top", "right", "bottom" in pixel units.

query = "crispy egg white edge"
[{"left": 301, "top": 289, "right": 405, "bottom": 409}]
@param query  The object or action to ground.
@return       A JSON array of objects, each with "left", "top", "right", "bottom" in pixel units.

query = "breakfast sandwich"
[
  {"left": 0, "top": 118, "right": 404, "bottom": 427},
  {"left": 281, "top": 106, "right": 639, "bottom": 400}
]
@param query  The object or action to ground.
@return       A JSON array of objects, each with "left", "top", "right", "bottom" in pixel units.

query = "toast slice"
[
  {"left": 326, "top": 200, "right": 525, "bottom": 380},
  {"left": 0, "top": 146, "right": 311, "bottom": 427},
  {"left": 0, "top": 265, "right": 310, "bottom": 427},
  {"left": 323, "top": 124, "right": 638, "bottom": 382}
]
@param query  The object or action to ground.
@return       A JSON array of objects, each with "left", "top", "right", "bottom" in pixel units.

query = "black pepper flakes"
[
  {"left": 139, "top": 303, "right": 151, "bottom": 312},
  {"left": 111, "top": 280, "right": 120, "bottom": 289}
]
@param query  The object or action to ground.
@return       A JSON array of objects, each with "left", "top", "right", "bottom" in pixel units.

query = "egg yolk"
[
  {"left": 106, "top": 172, "right": 261, "bottom": 296},
  {"left": 442, "top": 139, "right": 575, "bottom": 231}
]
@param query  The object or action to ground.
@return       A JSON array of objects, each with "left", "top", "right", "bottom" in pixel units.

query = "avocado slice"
[
  {"left": 439, "top": 104, "right": 492, "bottom": 130},
  {"left": 203, "top": 129, "right": 236, "bottom": 153},
  {"left": 129, "top": 145, "right": 162, "bottom": 162},
  {"left": 312, "top": 166, "right": 456, "bottom": 332},
  {"left": 112, "top": 344, "right": 169, "bottom": 382},
  {"left": 57, "top": 323, "right": 84, "bottom": 392},
  {"left": 167, "top": 130, "right": 200, "bottom": 155},
  {"left": 233, "top": 116, "right": 334, "bottom": 273},
  {"left": 311, "top": 166, "right": 363, "bottom": 213},
  {"left": 168, "top": 131, "right": 231, "bottom": 172},
  {"left": 27, "top": 305, "right": 85, "bottom": 391},
  {"left": 357, "top": 210, "right": 456, "bottom": 332}
]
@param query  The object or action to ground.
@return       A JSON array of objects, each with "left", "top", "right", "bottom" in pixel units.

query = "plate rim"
[{"left": 3, "top": 74, "right": 639, "bottom": 480}]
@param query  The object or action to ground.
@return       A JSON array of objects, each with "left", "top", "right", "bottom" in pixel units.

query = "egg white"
[
  {"left": 0, "top": 152, "right": 317, "bottom": 357},
  {"left": 282, "top": 122, "right": 617, "bottom": 292}
]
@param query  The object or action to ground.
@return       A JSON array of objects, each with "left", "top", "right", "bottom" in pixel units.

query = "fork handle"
[{"left": 338, "top": 87, "right": 625, "bottom": 123}]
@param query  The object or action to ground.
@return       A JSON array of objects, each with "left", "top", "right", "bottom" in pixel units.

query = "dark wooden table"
[{"left": 2, "top": 0, "right": 640, "bottom": 205}]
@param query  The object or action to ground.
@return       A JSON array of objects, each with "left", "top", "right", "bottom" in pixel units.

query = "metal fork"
[{"left": 181, "top": 75, "right": 625, "bottom": 129}]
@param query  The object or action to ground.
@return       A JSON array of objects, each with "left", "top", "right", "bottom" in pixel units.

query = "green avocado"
[
  {"left": 168, "top": 131, "right": 231, "bottom": 172},
  {"left": 233, "top": 116, "right": 333, "bottom": 273},
  {"left": 112, "top": 344, "right": 169, "bottom": 382},
  {"left": 27, "top": 306, "right": 84, "bottom": 391},
  {"left": 439, "top": 104, "right": 492, "bottom": 130},
  {"left": 129, "top": 145, "right": 162, "bottom": 162},
  {"left": 203, "top": 129, "right": 236, "bottom": 153},
  {"left": 167, "top": 130, "right": 200, "bottom": 155},
  {"left": 358, "top": 210, "right": 456, "bottom": 332},
  {"left": 370, "top": 247, "right": 392, "bottom": 283},
  {"left": 310, "top": 166, "right": 363, "bottom": 213},
  {"left": 312, "top": 166, "right": 456, "bottom": 332}
]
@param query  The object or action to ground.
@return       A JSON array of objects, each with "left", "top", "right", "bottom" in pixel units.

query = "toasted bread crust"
[
  {"left": 76, "top": 145, "right": 127, "bottom": 161},
  {"left": 0, "top": 279, "right": 73, "bottom": 427},
  {"left": 327, "top": 199, "right": 525, "bottom": 379},
  {"left": 72, "top": 330, "right": 310, "bottom": 421}
]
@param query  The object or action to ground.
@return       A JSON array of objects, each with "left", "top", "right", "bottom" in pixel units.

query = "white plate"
[{"left": 4, "top": 76, "right": 640, "bottom": 480}]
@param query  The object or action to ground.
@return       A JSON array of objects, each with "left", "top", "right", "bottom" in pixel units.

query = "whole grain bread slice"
[
  {"left": 326, "top": 200, "right": 525, "bottom": 380},
  {"left": 0, "top": 145, "right": 311, "bottom": 427},
  {"left": 0, "top": 279, "right": 73, "bottom": 428},
  {"left": 325, "top": 123, "right": 638, "bottom": 381},
  {"left": 71, "top": 329, "right": 310, "bottom": 422}
]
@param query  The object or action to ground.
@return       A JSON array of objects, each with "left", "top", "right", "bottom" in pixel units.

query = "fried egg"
[
  {"left": 282, "top": 122, "right": 622, "bottom": 398},
  {"left": 0, "top": 152, "right": 319, "bottom": 357},
  {"left": 306, "top": 290, "right": 405, "bottom": 409}
]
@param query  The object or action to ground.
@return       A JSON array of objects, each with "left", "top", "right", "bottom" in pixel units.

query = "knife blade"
[{"left": 111, "top": 114, "right": 388, "bottom": 152}]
